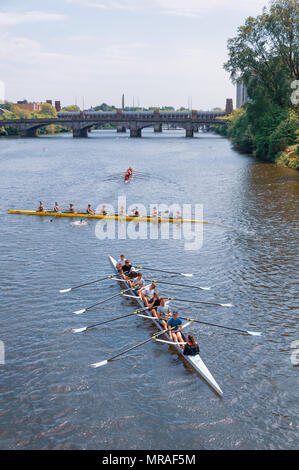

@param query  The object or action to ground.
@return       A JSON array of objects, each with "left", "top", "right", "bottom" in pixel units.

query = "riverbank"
[{"left": 212, "top": 108, "right": 299, "bottom": 171}]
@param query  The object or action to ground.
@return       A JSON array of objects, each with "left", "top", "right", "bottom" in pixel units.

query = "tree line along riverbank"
[{"left": 213, "top": 0, "right": 299, "bottom": 170}]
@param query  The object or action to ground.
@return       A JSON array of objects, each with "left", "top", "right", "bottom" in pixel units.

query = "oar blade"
[
  {"left": 247, "top": 331, "right": 262, "bottom": 336},
  {"left": 90, "top": 360, "right": 108, "bottom": 368},
  {"left": 200, "top": 286, "right": 210, "bottom": 290},
  {"left": 73, "top": 308, "right": 86, "bottom": 315},
  {"left": 220, "top": 303, "right": 233, "bottom": 307},
  {"left": 72, "top": 326, "right": 87, "bottom": 333},
  {"left": 60, "top": 288, "right": 71, "bottom": 293},
  {"left": 182, "top": 273, "right": 193, "bottom": 277}
]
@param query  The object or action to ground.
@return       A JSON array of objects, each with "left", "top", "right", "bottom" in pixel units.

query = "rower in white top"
[
  {"left": 140, "top": 282, "right": 156, "bottom": 307},
  {"left": 116, "top": 254, "right": 126, "bottom": 270}
]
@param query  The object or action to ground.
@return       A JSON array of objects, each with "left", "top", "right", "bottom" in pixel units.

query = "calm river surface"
[{"left": 0, "top": 129, "right": 298, "bottom": 450}]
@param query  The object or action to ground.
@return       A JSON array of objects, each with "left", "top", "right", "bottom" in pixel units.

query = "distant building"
[
  {"left": 225, "top": 98, "right": 233, "bottom": 115},
  {"left": 15, "top": 100, "right": 42, "bottom": 112},
  {"left": 55, "top": 101, "right": 61, "bottom": 112},
  {"left": 46, "top": 100, "right": 53, "bottom": 106},
  {"left": 236, "top": 81, "right": 248, "bottom": 108}
]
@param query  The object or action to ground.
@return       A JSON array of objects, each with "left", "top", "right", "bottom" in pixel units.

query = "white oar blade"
[
  {"left": 182, "top": 273, "right": 193, "bottom": 277},
  {"left": 221, "top": 303, "right": 233, "bottom": 307},
  {"left": 73, "top": 309, "right": 86, "bottom": 315},
  {"left": 200, "top": 287, "right": 210, "bottom": 290},
  {"left": 247, "top": 331, "right": 262, "bottom": 336},
  {"left": 90, "top": 360, "right": 108, "bottom": 368},
  {"left": 60, "top": 288, "right": 71, "bottom": 293},
  {"left": 72, "top": 326, "right": 87, "bottom": 333}
]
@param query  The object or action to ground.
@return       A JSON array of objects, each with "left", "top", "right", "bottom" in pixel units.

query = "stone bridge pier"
[
  {"left": 154, "top": 123, "right": 162, "bottom": 133},
  {"left": 117, "top": 126, "right": 126, "bottom": 133}
]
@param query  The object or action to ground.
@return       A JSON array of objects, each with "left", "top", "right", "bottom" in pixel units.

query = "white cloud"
[
  {"left": 0, "top": 11, "right": 66, "bottom": 26},
  {"left": 67, "top": 0, "right": 267, "bottom": 18},
  {"left": 0, "top": 31, "right": 233, "bottom": 109}
]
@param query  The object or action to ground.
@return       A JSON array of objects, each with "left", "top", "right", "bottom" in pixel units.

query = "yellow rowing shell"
[{"left": 7, "top": 210, "right": 208, "bottom": 224}]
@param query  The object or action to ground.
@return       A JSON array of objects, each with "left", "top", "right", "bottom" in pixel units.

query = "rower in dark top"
[
  {"left": 37, "top": 201, "right": 44, "bottom": 212},
  {"left": 120, "top": 259, "right": 132, "bottom": 279},
  {"left": 183, "top": 335, "right": 200, "bottom": 356},
  {"left": 132, "top": 207, "right": 140, "bottom": 217},
  {"left": 67, "top": 204, "right": 75, "bottom": 213},
  {"left": 148, "top": 292, "right": 161, "bottom": 317},
  {"left": 53, "top": 202, "right": 61, "bottom": 212},
  {"left": 86, "top": 204, "right": 95, "bottom": 215}
]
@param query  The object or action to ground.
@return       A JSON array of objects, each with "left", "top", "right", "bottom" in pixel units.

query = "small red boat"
[{"left": 124, "top": 167, "right": 133, "bottom": 183}]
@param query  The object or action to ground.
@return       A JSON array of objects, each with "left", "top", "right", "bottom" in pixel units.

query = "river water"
[{"left": 0, "top": 129, "right": 298, "bottom": 450}]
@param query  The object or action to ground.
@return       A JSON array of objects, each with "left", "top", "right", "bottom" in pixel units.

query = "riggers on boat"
[
  {"left": 7, "top": 210, "right": 209, "bottom": 224},
  {"left": 109, "top": 255, "right": 223, "bottom": 397}
]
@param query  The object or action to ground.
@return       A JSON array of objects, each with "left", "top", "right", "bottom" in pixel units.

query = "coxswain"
[
  {"left": 167, "top": 311, "right": 184, "bottom": 345},
  {"left": 86, "top": 204, "right": 95, "bottom": 215},
  {"left": 183, "top": 335, "right": 200, "bottom": 356},
  {"left": 100, "top": 205, "right": 108, "bottom": 216},
  {"left": 140, "top": 283, "right": 156, "bottom": 307},
  {"left": 156, "top": 297, "right": 171, "bottom": 330},
  {"left": 37, "top": 201, "right": 44, "bottom": 212},
  {"left": 53, "top": 202, "right": 61, "bottom": 212},
  {"left": 67, "top": 204, "right": 75, "bottom": 213}
]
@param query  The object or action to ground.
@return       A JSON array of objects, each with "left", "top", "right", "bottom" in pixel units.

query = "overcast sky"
[{"left": 0, "top": 0, "right": 267, "bottom": 109}]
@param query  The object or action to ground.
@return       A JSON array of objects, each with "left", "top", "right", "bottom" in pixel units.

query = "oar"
[
  {"left": 60, "top": 275, "right": 114, "bottom": 293},
  {"left": 90, "top": 327, "right": 175, "bottom": 368},
  {"left": 73, "top": 288, "right": 132, "bottom": 315},
  {"left": 167, "top": 297, "right": 233, "bottom": 307},
  {"left": 180, "top": 316, "right": 261, "bottom": 336},
  {"left": 144, "top": 278, "right": 210, "bottom": 291},
  {"left": 72, "top": 307, "right": 150, "bottom": 333},
  {"left": 108, "top": 277, "right": 210, "bottom": 291},
  {"left": 134, "top": 266, "right": 193, "bottom": 277}
]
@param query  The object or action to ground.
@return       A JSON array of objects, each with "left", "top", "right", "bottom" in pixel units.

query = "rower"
[
  {"left": 67, "top": 204, "right": 75, "bottom": 213},
  {"left": 127, "top": 167, "right": 132, "bottom": 175},
  {"left": 86, "top": 204, "right": 95, "bottom": 215},
  {"left": 121, "top": 259, "right": 132, "bottom": 279},
  {"left": 53, "top": 202, "right": 61, "bottom": 212},
  {"left": 156, "top": 297, "right": 171, "bottom": 330},
  {"left": 132, "top": 207, "right": 139, "bottom": 217},
  {"left": 127, "top": 266, "right": 138, "bottom": 280},
  {"left": 129, "top": 272, "right": 145, "bottom": 295},
  {"left": 147, "top": 292, "right": 161, "bottom": 317},
  {"left": 152, "top": 207, "right": 158, "bottom": 217},
  {"left": 116, "top": 254, "right": 126, "bottom": 270},
  {"left": 167, "top": 311, "right": 184, "bottom": 345},
  {"left": 183, "top": 335, "right": 200, "bottom": 356},
  {"left": 100, "top": 205, "right": 108, "bottom": 216},
  {"left": 37, "top": 201, "right": 44, "bottom": 212},
  {"left": 140, "top": 283, "right": 156, "bottom": 307},
  {"left": 119, "top": 205, "right": 125, "bottom": 216}
]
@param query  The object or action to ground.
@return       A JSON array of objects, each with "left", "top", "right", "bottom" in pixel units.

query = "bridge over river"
[{"left": 1, "top": 106, "right": 230, "bottom": 138}]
